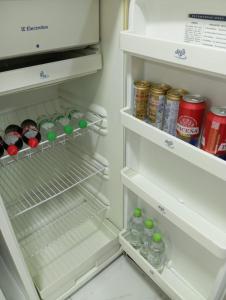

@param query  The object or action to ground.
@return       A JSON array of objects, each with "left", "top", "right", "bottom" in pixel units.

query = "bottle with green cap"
[
  {"left": 129, "top": 208, "right": 144, "bottom": 249},
  {"left": 37, "top": 115, "right": 57, "bottom": 142},
  {"left": 140, "top": 219, "right": 154, "bottom": 259},
  {"left": 52, "top": 113, "right": 73, "bottom": 135},
  {"left": 67, "top": 109, "right": 88, "bottom": 130},
  {"left": 148, "top": 232, "right": 166, "bottom": 272}
]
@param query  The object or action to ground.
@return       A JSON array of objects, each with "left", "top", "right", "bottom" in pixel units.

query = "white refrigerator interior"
[{"left": 0, "top": 0, "right": 226, "bottom": 300}]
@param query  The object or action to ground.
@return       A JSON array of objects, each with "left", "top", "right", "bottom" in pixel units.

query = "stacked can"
[
  {"left": 201, "top": 107, "right": 226, "bottom": 159},
  {"left": 133, "top": 81, "right": 151, "bottom": 121},
  {"left": 148, "top": 84, "right": 171, "bottom": 129},
  {"left": 176, "top": 95, "right": 207, "bottom": 146},
  {"left": 163, "top": 89, "right": 188, "bottom": 136}
]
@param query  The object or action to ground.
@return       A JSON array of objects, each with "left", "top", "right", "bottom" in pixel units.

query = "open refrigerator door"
[{"left": 119, "top": 1, "right": 226, "bottom": 300}]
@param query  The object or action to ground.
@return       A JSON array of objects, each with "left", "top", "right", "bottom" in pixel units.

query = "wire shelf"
[
  {"left": 0, "top": 110, "right": 103, "bottom": 167},
  {"left": 11, "top": 185, "right": 107, "bottom": 274},
  {"left": 1, "top": 142, "right": 106, "bottom": 219}
]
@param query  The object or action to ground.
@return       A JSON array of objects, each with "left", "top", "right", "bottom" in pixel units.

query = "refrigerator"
[{"left": 0, "top": 0, "right": 226, "bottom": 299}]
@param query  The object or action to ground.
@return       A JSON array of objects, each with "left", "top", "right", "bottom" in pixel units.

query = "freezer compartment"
[
  {"left": 0, "top": 0, "right": 99, "bottom": 59},
  {"left": 121, "top": 190, "right": 223, "bottom": 300},
  {"left": 122, "top": 0, "right": 226, "bottom": 76},
  {"left": 11, "top": 184, "right": 119, "bottom": 300}
]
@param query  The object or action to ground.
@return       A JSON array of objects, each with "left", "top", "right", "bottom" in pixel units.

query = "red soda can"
[
  {"left": 176, "top": 95, "right": 207, "bottom": 146},
  {"left": 201, "top": 107, "right": 226, "bottom": 158}
]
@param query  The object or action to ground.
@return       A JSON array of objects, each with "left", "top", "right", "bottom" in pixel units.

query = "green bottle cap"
[
  {"left": 153, "top": 233, "right": 162, "bottom": 243},
  {"left": 64, "top": 125, "right": 73, "bottom": 135},
  {"left": 47, "top": 131, "right": 57, "bottom": 142},
  {"left": 144, "top": 219, "right": 154, "bottom": 229},
  {"left": 133, "top": 208, "right": 142, "bottom": 217},
  {"left": 79, "top": 119, "right": 88, "bottom": 129}
]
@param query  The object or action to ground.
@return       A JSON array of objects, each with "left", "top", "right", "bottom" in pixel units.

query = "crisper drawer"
[{"left": 0, "top": 0, "right": 99, "bottom": 59}]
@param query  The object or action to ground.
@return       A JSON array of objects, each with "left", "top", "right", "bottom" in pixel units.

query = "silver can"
[{"left": 163, "top": 91, "right": 182, "bottom": 136}]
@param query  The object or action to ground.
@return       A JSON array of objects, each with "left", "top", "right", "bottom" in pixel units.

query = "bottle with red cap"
[
  {"left": 21, "top": 119, "right": 41, "bottom": 148},
  {"left": 3, "top": 125, "right": 23, "bottom": 156}
]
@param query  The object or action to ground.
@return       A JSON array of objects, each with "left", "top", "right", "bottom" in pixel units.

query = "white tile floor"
[{"left": 69, "top": 255, "right": 169, "bottom": 300}]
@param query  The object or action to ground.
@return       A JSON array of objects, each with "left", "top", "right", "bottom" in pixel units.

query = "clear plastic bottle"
[
  {"left": 67, "top": 109, "right": 88, "bottom": 129},
  {"left": 37, "top": 115, "right": 57, "bottom": 142},
  {"left": 148, "top": 232, "right": 166, "bottom": 272},
  {"left": 52, "top": 113, "right": 73, "bottom": 135},
  {"left": 140, "top": 219, "right": 154, "bottom": 259},
  {"left": 129, "top": 208, "right": 143, "bottom": 249}
]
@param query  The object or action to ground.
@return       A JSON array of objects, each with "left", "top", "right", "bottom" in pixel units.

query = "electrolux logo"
[{"left": 21, "top": 25, "right": 48, "bottom": 32}]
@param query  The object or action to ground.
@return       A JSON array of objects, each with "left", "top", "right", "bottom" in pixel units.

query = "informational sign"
[{"left": 184, "top": 14, "right": 226, "bottom": 49}]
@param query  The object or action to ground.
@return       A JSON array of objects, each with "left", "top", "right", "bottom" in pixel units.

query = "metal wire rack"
[
  {"left": 0, "top": 109, "right": 103, "bottom": 167},
  {"left": 0, "top": 142, "right": 106, "bottom": 219},
  {"left": 11, "top": 185, "right": 107, "bottom": 274}
]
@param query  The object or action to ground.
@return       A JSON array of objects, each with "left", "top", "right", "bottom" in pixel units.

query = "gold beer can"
[{"left": 133, "top": 81, "right": 151, "bottom": 120}]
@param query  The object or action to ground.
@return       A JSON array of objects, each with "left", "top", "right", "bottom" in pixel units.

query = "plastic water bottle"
[
  {"left": 129, "top": 208, "right": 143, "bottom": 249},
  {"left": 67, "top": 109, "right": 88, "bottom": 129},
  {"left": 53, "top": 113, "right": 73, "bottom": 135},
  {"left": 140, "top": 219, "right": 154, "bottom": 259},
  {"left": 37, "top": 116, "right": 57, "bottom": 142},
  {"left": 148, "top": 232, "right": 165, "bottom": 272}
]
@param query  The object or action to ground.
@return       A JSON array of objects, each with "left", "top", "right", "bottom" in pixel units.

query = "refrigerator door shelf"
[
  {"left": 0, "top": 52, "right": 102, "bottom": 96},
  {"left": 121, "top": 107, "right": 226, "bottom": 181},
  {"left": 121, "top": 167, "right": 226, "bottom": 259},
  {"left": 119, "top": 230, "right": 206, "bottom": 300},
  {"left": 120, "top": 31, "right": 226, "bottom": 78}
]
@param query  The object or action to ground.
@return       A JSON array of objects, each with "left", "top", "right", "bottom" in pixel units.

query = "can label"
[
  {"left": 176, "top": 99, "right": 206, "bottom": 145},
  {"left": 201, "top": 114, "right": 226, "bottom": 156},
  {"left": 134, "top": 86, "right": 150, "bottom": 120},
  {"left": 149, "top": 95, "right": 165, "bottom": 129},
  {"left": 163, "top": 100, "right": 180, "bottom": 135},
  {"left": 177, "top": 116, "right": 199, "bottom": 135}
]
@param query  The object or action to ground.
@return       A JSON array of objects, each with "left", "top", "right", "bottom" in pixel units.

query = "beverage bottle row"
[
  {"left": 0, "top": 108, "right": 88, "bottom": 157},
  {"left": 129, "top": 208, "right": 166, "bottom": 273}
]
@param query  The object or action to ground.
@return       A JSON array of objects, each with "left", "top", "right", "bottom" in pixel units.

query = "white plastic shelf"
[
  {"left": 119, "top": 230, "right": 206, "bottom": 300},
  {"left": 121, "top": 107, "right": 226, "bottom": 182},
  {"left": 120, "top": 31, "right": 226, "bottom": 77},
  {"left": 0, "top": 51, "right": 102, "bottom": 96},
  {"left": 121, "top": 167, "right": 226, "bottom": 259},
  {"left": 1, "top": 143, "right": 107, "bottom": 219}
]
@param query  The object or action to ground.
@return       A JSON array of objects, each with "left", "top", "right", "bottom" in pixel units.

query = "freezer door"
[{"left": 0, "top": 0, "right": 99, "bottom": 59}]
